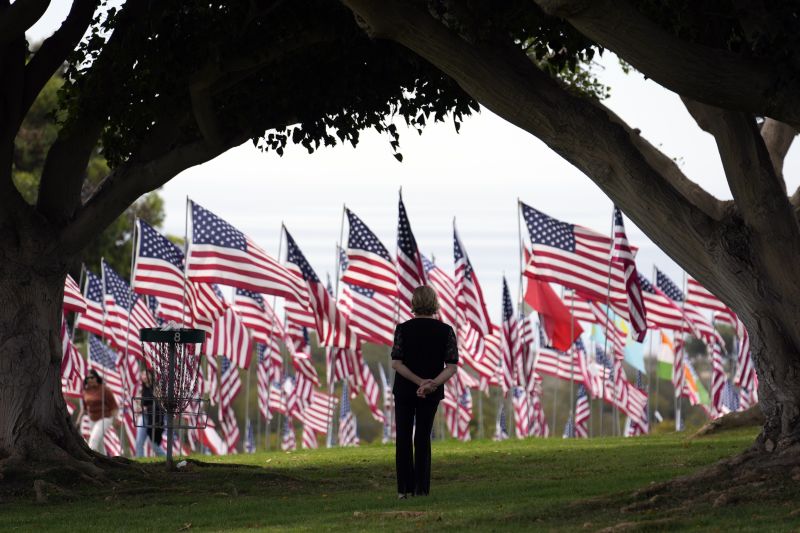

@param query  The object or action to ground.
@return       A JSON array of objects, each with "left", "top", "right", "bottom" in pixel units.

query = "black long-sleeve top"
[{"left": 390, "top": 317, "right": 459, "bottom": 401}]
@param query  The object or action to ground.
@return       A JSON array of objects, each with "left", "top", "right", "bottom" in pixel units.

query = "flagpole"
[
  {"left": 100, "top": 261, "right": 107, "bottom": 455},
  {"left": 325, "top": 207, "right": 347, "bottom": 448},
  {"left": 680, "top": 270, "right": 688, "bottom": 430},
  {"left": 568, "top": 294, "right": 576, "bottom": 438},
  {"left": 266, "top": 224, "right": 284, "bottom": 451},
  {"left": 516, "top": 201, "right": 535, "bottom": 438},
  {"left": 182, "top": 196, "right": 191, "bottom": 327},
  {"left": 588, "top": 334, "right": 594, "bottom": 438},
  {"left": 600, "top": 209, "right": 616, "bottom": 437},
  {"left": 646, "top": 328, "right": 654, "bottom": 430},
  {"left": 120, "top": 218, "right": 140, "bottom": 458}
]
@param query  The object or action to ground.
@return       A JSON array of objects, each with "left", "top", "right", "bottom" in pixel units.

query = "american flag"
[
  {"left": 284, "top": 324, "right": 320, "bottom": 393},
  {"left": 256, "top": 344, "right": 280, "bottom": 421},
  {"left": 378, "top": 364, "right": 396, "bottom": 443},
  {"left": 623, "top": 371, "right": 648, "bottom": 437},
  {"left": 396, "top": 193, "right": 426, "bottom": 320},
  {"left": 562, "top": 289, "right": 597, "bottom": 324},
  {"left": 521, "top": 202, "right": 629, "bottom": 316},
  {"left": 341, "top": 208, "right": 398, "bottom": 297},
  {"left": 595, "top": 345, "right": 648, "bottom": 428},
  {"left": 588, "top": 302, "right": 627, "bottom": 361},
  {"left": 711, "top": 342, "right": 726, "bottom": 418},
  {"left": 535, "top": 326, "right": 592, "bottom": 388},
  {"left": 493, "top": 403, "right": 509, "bottom": 441},
  {"left": 60, "top": 314, "right": 86, "bottom": 398},
  {"left": 443, "top": 378, "right": 472, "bottom": 441},
  {"left": 63, "top": 273, "right": 87, "bottom": 314},
  {"left": 637, "top": 274, "right": 695, "bottom": 336},
  {"left": 562, "top": 414, "right": 575, "bottom": 439},
  {"left": 338, "top": 383, "right": 359, "bottom": 447},
  {"left": 221, "top": 405, "right": 240, "bottom": 452},
  {"left": 687, "top": 277, "right": 731, "bottom": 314},
  {"left": 74, "top": 271, "right": 106, "bottom": 338},
  {"left": 454, "top": 225, "right": 491, "bottom": 335},
  {"left": 733, "top": 316, "right": 755, "bottom": 392},
  {"left": 187, "top": 201, "right": 308, "bottom": 306},
  {"left": 205, "top": 307, "right": 251, "bottom": 369},
  {"left": 530, "top": 378, "right": 549, "bottom": 437},
  {"left": 101, "top": 259, "right": 157, "bottom": 360},
  {"left": 188, "top": 282, "right": 228, "bottom": 334},
  {"left": 132, "top": 219, "right": 187, "bottom": 324},
  {"left": 302, "top": 424, "right": 318, "bottom": 449},
  {"left": 244, "top": 419, "right": 256, "bottom": 453},
  {"left": 655, "top": 269, "right": 721, "bottom": 345},
  {"left": 199, "top": 415, "right": 228, "bottom": 455},
  {"left": 611, "top": 208, "right": 647, "bottom": 341},
  {"left": 233, "top": 288, "right": 277, "bottom": 346},
  {"left": 281, "top": 417, "right": 296, "bottom": 451},
  {"left": 500, "top": 277, "right": 520, "bottom": 393},
  {"left": 294, "top": 388, "right": 336, "bottom": 435},
  {"left": 573, "top": 384, "right": 590, "bottom": 438},
  {"left": 673, "top": 338, "right": 686, "bottom": 400},
  {"left": 88, "top": 335, "right": 125, "bottom": 401},
  {"left": 721, "top": 380, "right": 740, "bottom": 414},
  {"left": 421, "top": 255, "right": 457, "bottom": 329},
  {"left": 208, "top": 354, "right": 243, "bottom": 411},
  {"left": 284, "top": 228, "right": 359, "bottom": 349},
  {"left": 511, "top": 386, "right": 531, "bottom": 438},
  {"left": 338, "top": 248, "right": 396, "bottom": 346}
]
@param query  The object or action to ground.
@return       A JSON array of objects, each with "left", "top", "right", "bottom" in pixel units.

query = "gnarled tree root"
[{"left": 691, "top": 406, "right": 765, "bottom": 438}]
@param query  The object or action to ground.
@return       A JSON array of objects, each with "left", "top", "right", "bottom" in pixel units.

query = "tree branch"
[
  {"left": 684, "top": 98, "right": 799, "bottom": 242},
  {"left": 21, "top": 0, "right": 99, "bottom": 124},
  {"left": 57, "top": 135, "right": 243, "bottom": 255},
  {"left": 532, "top": 0, "right": 800, "bottom": 129},
  {"left": 341, "top": 0, "right": 723, "bottom": 275},
  {"left": 760, "top": 119, "right": 796, "bottom": 183},
  {"left": 36, "top": 0, "right": 148, "bottom": 225},
  {"left": 0, "top": 0, "right": 50, "bottom": 45}
]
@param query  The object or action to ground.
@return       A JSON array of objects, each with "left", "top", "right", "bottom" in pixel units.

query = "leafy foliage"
[{"left": 52, "top": 0, "right": 610, "bottom": 171}]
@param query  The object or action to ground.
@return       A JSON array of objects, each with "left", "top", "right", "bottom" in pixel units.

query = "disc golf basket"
[{"left": 137, "top": 327, "right": 207, "bottom": 468}]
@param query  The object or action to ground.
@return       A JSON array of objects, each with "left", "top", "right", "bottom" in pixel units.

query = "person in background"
[
  {"left": 391, "top": 285, "right": 459, "bottom": 499},
  {"left": 81, "top": 369, "right": 118, "bottom": 454},
  {"left": 135, "top": 368, "right": 165, "bottom": 457}
]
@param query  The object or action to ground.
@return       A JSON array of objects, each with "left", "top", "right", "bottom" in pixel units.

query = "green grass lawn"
[{"left": 3, "top": 428, "right": 798, "bottom": 532}]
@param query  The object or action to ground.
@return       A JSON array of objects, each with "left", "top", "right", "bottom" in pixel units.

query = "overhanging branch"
[
  {"left": 57, "top": 133, "right": 245, "bottom": 255},
  {"left": 342, "top": 0, "right": 723, "bottom": 276},
  {"left": 532, "top": 0, "right": 800, "bottom": 129},
  {"left": 21, "top": 0, "right": 99, "bottom": 125}
]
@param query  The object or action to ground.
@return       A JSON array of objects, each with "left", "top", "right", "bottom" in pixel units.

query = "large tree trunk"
[
  {"left": 750, "top": 319, "right": 800, "bottom": 453},
  {"left": 0, "top": 215, "right": 101, "bottom": 477}
]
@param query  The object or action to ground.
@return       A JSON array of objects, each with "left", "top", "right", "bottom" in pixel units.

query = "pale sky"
[{"left": 29, "top": 3, "right": 800, "bottom": 323}]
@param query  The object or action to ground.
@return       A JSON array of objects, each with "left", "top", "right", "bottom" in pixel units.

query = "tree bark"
[{"left": 0, "top": 213, "right": 100, "bottom": 476}]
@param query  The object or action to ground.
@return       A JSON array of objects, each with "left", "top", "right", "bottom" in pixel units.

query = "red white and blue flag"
[
  {"left": 454, "top": 225, "right": 491, "bottom": 335},
  {"left": 187, "top": 201, "right": 308, "bottom": 306},
  {"left": 611, "top": 207, "right": 647, "bottom": 341},
  {"left": 396, "top": 193, "right": 426, "bottom": 320},
  {"left": 338, "top": 383, "right": 359, "bottom": 447},
  {"left": 341, "top": 208, "right": 397, "bottom": 297},
  {"left": 284, "top": 228, "right": 359, "bottom": 349},
  {"left": 63, "top": 273, "right": 87, "bottom": 314},
  {"left": 338, "top": 247, "right": 396, "bottom": 346}
]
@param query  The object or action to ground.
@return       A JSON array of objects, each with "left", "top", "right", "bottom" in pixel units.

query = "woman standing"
[
  {"left": 135, "top": 368, "right": 166, "bottom": 457},
  {"left": 391, "top": 285, "right": 458, "bottom": 499},
  {"left": 81, "top": 370, "right": 118, "bottom": 454}
]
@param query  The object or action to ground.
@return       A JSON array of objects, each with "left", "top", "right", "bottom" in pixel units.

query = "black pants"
[{"left": 395, "top": 396, "right": 439, "bottom": 495}]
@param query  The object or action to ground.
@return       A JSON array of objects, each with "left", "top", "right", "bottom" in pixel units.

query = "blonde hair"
[{"left": 411, "top": 285, "right": 439, "bottom": 316}]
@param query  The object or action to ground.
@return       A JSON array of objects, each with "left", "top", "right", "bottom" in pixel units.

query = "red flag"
[{"left": 523, "top": 269, "right": 582, "bottom": 351}]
